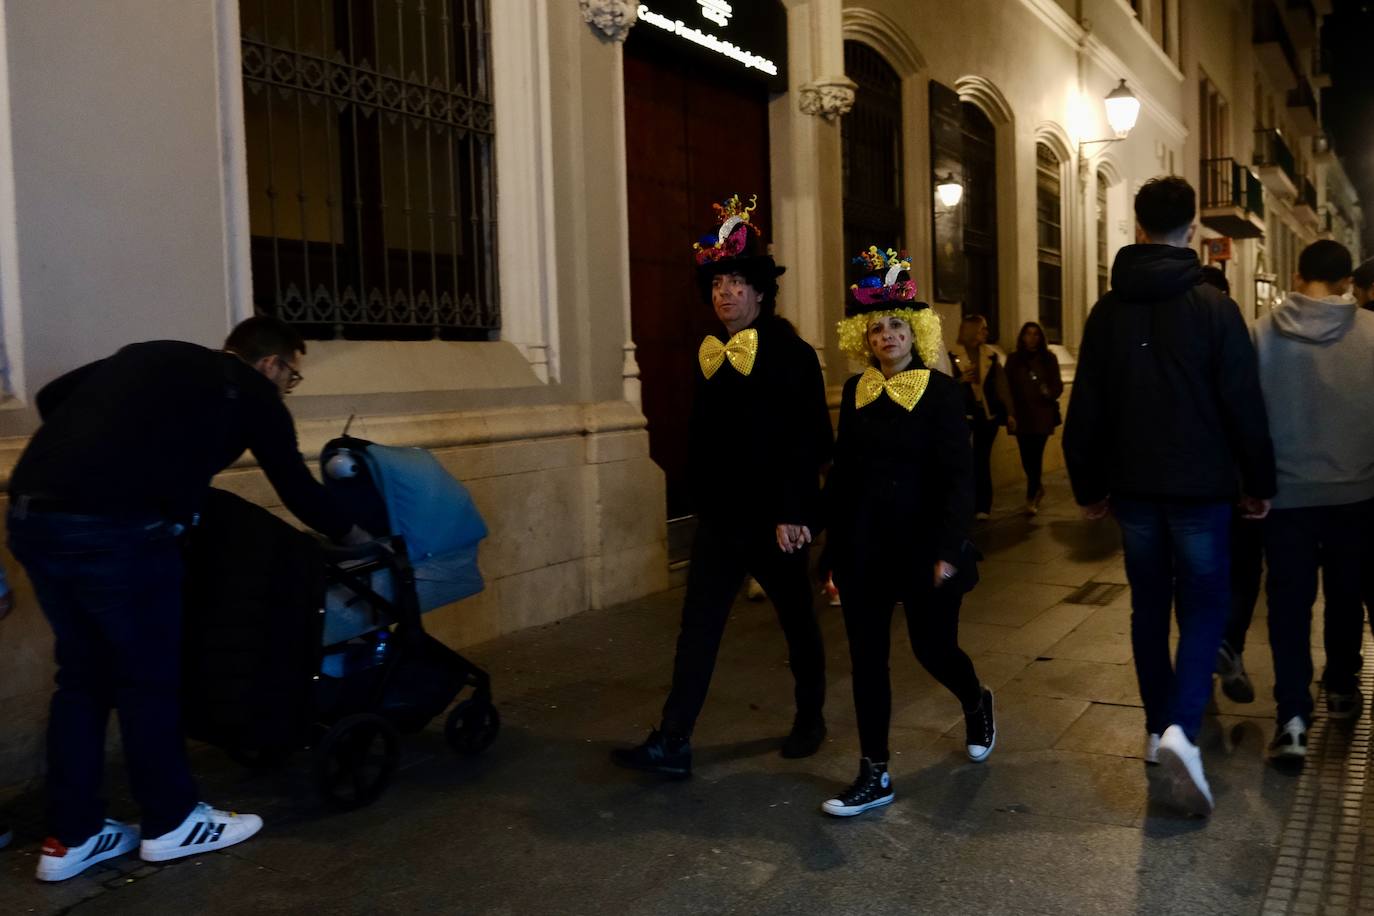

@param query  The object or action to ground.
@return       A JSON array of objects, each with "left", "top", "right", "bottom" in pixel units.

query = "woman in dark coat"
[
  {"left": 820, "top": 247, "right": 995, "bottom": 818},
  {"left": 1004, "top": 321, "right": 1064, "bottom": 515}
]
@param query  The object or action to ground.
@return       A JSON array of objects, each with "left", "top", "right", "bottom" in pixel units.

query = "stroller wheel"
[
  {"left": 445, "top": 700, "right": 500, "bottom": 755},
  {"left": 312, "top": 713, "right": 400, "bottom": 810}
]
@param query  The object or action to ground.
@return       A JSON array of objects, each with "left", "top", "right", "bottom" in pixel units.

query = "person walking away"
[
  {"left": 1194, "top": 267, "right": 1263, "bottom": 705},
  {"left": 1251, "top": 240, "right": 1374, "bottom": 757},
  {"left": 951, "top": 315, "right": 1012, "bottom": 520},
  {"left": 611, "top": 194, "right": 833, "bottom": 778},
  {"left": 820, "top": 247, "right": 993, "bottom": 817},
  {"left": 8, "top": 316, "right": 368, "bottom": 881},
  {"left": 1004, "top": 321, "right": 1063, "bottom": 516},
  {"left": 1062, "top": 177, "right": 1275, "bottom": 816}
]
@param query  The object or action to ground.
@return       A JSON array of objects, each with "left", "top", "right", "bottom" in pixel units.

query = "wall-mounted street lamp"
[
  {"left": 1080, "top": 79, "right": 1140, "bottom": 166},
  {"left": 935, "top": 172, "right": 964, "bottom": 208}
]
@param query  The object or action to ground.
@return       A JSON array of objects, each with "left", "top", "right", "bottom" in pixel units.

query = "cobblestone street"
[{"left": 0, "top": 472, "right": 1353, "bottom": 915}]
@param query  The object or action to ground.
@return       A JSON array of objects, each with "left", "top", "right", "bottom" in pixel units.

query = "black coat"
[
  {"left": 1063, "top": 244, "right": 1276, "bottom": 506},
  {"left": 824, "top": 364, "right": 974, "bottom": 585},
  {"left": 1005, "top": 348, "right": 1064, "bottom": 436},
  {"left": 688, "top": 314, "right": 833, "bottom": 533},
  {"left": 10, "top": 341, "right": 355, "bottom": 536}
]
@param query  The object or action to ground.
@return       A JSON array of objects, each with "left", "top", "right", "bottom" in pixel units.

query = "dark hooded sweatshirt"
[{"left": 1062, "top": 244, "right": 1276, "bottom": 506}]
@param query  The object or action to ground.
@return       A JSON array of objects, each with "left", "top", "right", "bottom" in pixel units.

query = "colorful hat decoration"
[
  {"left": 837, "top": 243, "right": 943, "bottom": 368},
  {"left": 849, "top": 246, "right": 918, "bottom": 307},
  {"left": 691, "top": 193, "right": 785, "bottom": 289},
  {"left": 693, "top": 193, "right": 759, "bottom": 265}
]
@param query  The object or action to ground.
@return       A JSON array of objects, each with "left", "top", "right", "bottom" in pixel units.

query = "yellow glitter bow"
[
  {"left": 698, "top": 329, "right": 759, "bottom": 379},
  {"left": 855, "top": 367, "right": 930, "bottom": 411}
]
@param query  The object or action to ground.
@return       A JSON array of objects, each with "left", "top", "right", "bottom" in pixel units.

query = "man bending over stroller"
[{"left": 8, "top": 316, "right": 368, "bottom": 882}]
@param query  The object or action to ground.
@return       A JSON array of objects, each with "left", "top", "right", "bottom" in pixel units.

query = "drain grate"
[{"left": 1064, "top": 581, "right": 1128, "bottom": 606}]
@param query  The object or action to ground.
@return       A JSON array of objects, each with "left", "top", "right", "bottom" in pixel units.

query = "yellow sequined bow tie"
[
  {"left": 698, "top": 328, "right": 759, "bottom": 379},
  {"left": 855, "top": 367, "right": 931, "bottom": 411}
]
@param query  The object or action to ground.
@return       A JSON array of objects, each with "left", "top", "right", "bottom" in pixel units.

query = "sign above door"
[{"left": 630, "top": 1, "right": 788, "bottom": 93}]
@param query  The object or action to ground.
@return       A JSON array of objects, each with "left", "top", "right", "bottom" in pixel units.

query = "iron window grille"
[{"left": 241, "top": 0, "right": 497, "bottom": 341}]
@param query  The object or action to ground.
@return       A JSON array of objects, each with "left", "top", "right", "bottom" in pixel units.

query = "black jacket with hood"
[{"left": 1062, "top": 244, "right": 1276, "bottom": 506}]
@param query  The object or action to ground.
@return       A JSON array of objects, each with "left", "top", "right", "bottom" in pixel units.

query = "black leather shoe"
[
  {"left": 781, "top": 715, "right": 827, "bottom": 759},
  {"left": 611, "top": 729, "right": 691, "bottom": 778}
]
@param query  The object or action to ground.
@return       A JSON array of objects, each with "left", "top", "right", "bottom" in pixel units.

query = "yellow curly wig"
[{"left": 837, "top": 307, "right": 945, "bottom": 368}]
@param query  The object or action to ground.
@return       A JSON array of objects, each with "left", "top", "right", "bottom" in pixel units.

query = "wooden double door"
[{"left": 623, "top": 37, "right": 772, "bottom": 518}]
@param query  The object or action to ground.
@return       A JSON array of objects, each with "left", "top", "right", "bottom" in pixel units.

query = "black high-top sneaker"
[
  {"left": 821, "top": 758, "right": 894, "bottom": 817},
  {"left": 781, "top": 714, "right": 827, "bottom": 759},
  {"left": 965, "top": 686, "right": 996, "bottom": 762},
  {"left": 610, "top": 729, "right": 692, "bottom": 778}
]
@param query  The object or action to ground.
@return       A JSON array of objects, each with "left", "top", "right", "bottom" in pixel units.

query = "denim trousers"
[
  {"left": 1113, "top": 498, "right": 1232, "bottom": 742},
  {"left": 8, "top": 508, "right": 198, "bottom": 845},
  {"left": 1264, "top": 498, "right": 1374, "bottom": 725}
]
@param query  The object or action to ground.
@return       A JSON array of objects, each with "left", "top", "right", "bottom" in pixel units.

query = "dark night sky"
[{"left": 1322, "top": 0, "right": 1374, "bottom": 257}]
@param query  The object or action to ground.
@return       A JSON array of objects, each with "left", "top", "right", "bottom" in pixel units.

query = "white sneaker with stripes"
[
  {"left": 140, "top": 802, "right": 263, "bottom": 862},
  {"left": 36, "top": 819, "right": 140, "bottom": 882}
]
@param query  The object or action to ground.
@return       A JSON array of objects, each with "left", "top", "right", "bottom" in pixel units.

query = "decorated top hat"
[
  {"left": 836, "top": 245, "right": 943, "bottom": 367},
  {"left": 693, "top": 194, "right": 786, "bottom": 289}
]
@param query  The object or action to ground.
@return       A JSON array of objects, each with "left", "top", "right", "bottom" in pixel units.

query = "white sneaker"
[
  {"left": 1144, "top": 733, "right": 1161, "bottom": 765},
  {"left": 975, "top": 512, "right": 992, "bottom": 521},
  {"left": 1269, "top": 716, "right": 1308, "bottom": 760},
  {"left": 1156, "top": 725, "right": 1213, "bottom": 816},
  {"left": 139, "top": 803, "right": 263, "bottom": 863},
  {"left": 36, "top": 819, "right": 140, "bottom": 882}
]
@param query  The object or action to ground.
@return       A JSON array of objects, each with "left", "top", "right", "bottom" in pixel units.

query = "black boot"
[
  {"left": 611, "top": 729, "right": 692, "bottom": 778},
  {"left": 781, "top": 714, "right": 827, "bottom": 759},
  {"left": 821, "top": 758, "right": 894, "bottom": 817}
]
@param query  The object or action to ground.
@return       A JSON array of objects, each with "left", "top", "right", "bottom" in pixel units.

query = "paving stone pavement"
[{"left": 0, "top": 471, "right": 1350, "bottom": 915}]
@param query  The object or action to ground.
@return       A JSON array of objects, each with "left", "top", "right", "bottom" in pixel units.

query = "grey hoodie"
[{"left": 1251, "top": 292, "right": 1374, "bottom": 509}]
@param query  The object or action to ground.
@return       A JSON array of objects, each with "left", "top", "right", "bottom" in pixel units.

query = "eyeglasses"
[{"left": 277, "top": 356, "right": 304, "bottom": 390}]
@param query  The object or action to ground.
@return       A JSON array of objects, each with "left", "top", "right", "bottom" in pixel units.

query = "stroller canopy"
[{"left": 364, "top": 444, "right": 488, "bottom": 560}]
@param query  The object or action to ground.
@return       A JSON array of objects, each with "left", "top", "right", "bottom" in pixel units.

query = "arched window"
[
  {"left": 930, "top": 81, "right": 1000, "bottom": 339},
  {"left": 962, "top": 103, "right": 999, "bottom": 338},
  {"left": 1036, "top": 143, "right": 1064, "bottom": 343},
  {"left": 1096, "top": 170, "right": 1111, "bottom": 299},
  {"left": 842, "top": 42, "right": 904, "bottom": 270}
]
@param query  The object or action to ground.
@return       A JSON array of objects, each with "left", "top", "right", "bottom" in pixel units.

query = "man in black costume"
[{"left": 612, "top": 195, "right": 833, "bottom": 777}]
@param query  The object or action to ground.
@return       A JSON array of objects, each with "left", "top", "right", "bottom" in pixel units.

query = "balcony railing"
[
  {"left": 1253, "top": 0, "right": 1301, "bottom": 88},
  {"left": 1297, "top": 176, "right": 1318, "bottom": 211},
  {"left": 1200, "top": 158, "right": 1266, "bottom": 239},
  {"left": 1282, "top": 0, "right": 1318, "bottom": 46},
  {"left": 1287, "top": 78, "right": 1319, "bottom": 134},
  {"left": 1254, "top": 128, "right": 1297, "bottom": 185},
  {"left": 1312, "top": 45, "right": 1332, "bottom": 88}
]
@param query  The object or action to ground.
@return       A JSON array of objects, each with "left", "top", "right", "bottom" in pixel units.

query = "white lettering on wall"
[
  {"left": 637, "top": 5, "right": 778, "bottom": 77},
  {"left": 698, "top": 0, "right": 732, "bottom": 28}
]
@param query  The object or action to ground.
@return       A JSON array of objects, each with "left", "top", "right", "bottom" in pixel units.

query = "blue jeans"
[
  {"left": 1113, "top": 498, "right": 1232, "bottom": 742},
  {"left": 8, "top": 508, "right": 198, "bottom": 845}
]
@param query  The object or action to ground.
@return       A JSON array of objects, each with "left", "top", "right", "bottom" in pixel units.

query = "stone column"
[{"left": 578, "top": 0, "right": 641, "bottom": 405}]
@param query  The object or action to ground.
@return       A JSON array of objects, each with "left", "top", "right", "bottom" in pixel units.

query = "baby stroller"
[{"left": 182, "top": 436, "right": 498, "bottom": 810}]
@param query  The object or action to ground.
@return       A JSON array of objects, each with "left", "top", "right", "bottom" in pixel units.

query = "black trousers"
[
  {"left": 1223, "top": 513, "right": 1265, "bottom": 654},
  {"left": 970, "top": 417, "right": 1000, "bottom": 514},
  {"left": 661, "top": 518, "right": 825, "bottom": 738},
  {"left": 1264, "top": 498, "right": 1374, "bottom": 724},
  {"left": 1015, "top": 433, "right": 1049, "bottom": 503},
  {"left": 835, "top": 566, "right": 981, "bottom": 763}
]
